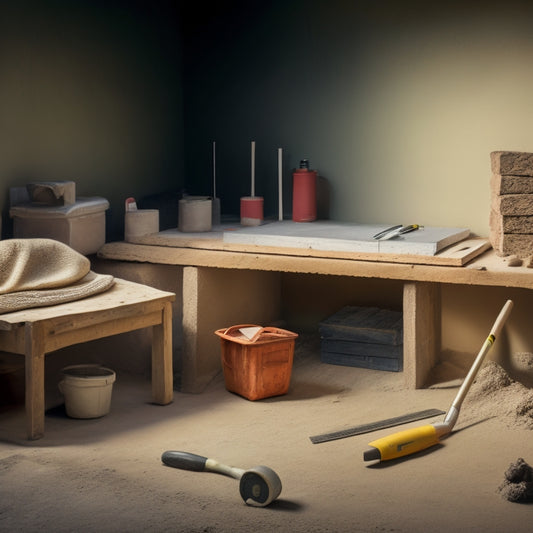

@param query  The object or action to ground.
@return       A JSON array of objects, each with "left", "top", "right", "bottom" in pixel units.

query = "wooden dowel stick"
[
  {"left": 212, "top": 141, "right": 216, "bottom": 198},
  {"left": 278, "top": 148, "right": 283, "bottom": 220},
  {"left": 251, "top": 141, "right": 256, "bottom": 197}
]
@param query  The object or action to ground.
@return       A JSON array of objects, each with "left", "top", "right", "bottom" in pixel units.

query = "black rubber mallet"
[{"left": 161, "top": 451, "right": 282, "bottom": 507}]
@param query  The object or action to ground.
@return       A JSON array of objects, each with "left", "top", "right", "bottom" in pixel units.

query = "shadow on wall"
[
  {"left": 441, "top": 284, "right": 533, "bottom": 388},
  {"left": 0, "top": 0, "right": 185, "bottom": 242}
]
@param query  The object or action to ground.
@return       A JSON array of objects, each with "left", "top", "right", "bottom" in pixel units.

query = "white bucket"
[
  {"left": 178, "top": 196, "right": 212, "bottom": 232},
  {"left": 124, "top": 209, "right": 159, "bottom": 242},
  {"left": 59, "top": 365, "right": 116, "bottom": 419}
]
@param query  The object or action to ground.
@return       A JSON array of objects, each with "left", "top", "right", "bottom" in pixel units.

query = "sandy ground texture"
[{"left": 1, "top": 336, "right": 532, "bottom": 532}]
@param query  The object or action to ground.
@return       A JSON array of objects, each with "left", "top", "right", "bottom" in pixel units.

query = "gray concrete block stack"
[{"left": 490, "top": 151, "right": 533, "bottom": 257}]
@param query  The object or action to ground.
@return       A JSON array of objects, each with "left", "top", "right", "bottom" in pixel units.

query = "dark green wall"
[{"left": 0, "top": 0, "right": 184, "bottom": 241}]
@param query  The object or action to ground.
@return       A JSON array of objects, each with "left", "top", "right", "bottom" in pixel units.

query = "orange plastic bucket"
[{"left": 215, "top": 324, "right": 298, "bottom": 400}]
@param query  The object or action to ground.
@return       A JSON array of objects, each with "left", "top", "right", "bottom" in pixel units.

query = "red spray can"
[{"left": 292, "top": 159, "right": 317, "bottom": 222}]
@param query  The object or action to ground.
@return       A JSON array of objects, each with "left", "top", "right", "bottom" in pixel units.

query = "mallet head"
[{"left": 239, "top": 465, "right": 282, "bottom": 507}]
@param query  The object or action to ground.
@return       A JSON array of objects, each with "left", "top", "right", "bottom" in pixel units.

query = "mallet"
[{"left": 161, "top": 451, "right": 282, "bottom": 507}]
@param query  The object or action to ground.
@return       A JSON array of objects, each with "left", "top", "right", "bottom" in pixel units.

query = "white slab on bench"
[{"left": 223, "top": 221, "right": 470, "bottom": 256}]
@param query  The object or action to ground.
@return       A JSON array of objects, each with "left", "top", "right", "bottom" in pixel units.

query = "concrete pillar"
[
  {"left": 181, "top": 266, "right": 282, "bottom": 393},
  {"left": 403, "top": 281, "right": 441, "bottom": 389}
]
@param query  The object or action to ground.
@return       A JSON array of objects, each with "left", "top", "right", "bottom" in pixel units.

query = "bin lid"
[{"left": 10, "top": 197, "right": 109, "bottom": 219}]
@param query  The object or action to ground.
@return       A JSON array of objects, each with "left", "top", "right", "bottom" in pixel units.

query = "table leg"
[
  {"left": 403, "top": 281, "right": 441, "bottom": 389},
  {"left": 152, "top": 301, "right": 173, "bottom": 404},
  {"left": 24, "top": 323, "right": 46, "bottom": 440}
]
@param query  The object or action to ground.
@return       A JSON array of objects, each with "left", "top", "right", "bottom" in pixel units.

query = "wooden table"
[
  {"left": 0, "top": 278, "right": 175, "bottom": 440},
  {"left": 98, "top": 228, "right": 533, "bottom": 394}
]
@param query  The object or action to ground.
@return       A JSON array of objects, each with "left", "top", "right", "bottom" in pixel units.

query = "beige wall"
[{"left": 183, "top": 0, "right": 533, "bottom": 237}]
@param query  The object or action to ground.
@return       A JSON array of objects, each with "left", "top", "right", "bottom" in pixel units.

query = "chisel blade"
[{"left": 309, "top": 408, "right": 445, "bottom": 444}]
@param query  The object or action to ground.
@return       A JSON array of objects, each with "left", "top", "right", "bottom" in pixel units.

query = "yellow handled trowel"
[{"left": 364, "top": 299, "right": 514, "bottom": 463}]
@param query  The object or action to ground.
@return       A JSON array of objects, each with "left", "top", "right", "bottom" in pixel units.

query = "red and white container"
[{"left": 240, "top": 196, "right": 263, "bottom": 226}]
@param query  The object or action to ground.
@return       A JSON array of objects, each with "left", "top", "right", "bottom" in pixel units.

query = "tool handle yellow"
[{"left": 364, "top": 425, "right": 440, "bottom": 461}]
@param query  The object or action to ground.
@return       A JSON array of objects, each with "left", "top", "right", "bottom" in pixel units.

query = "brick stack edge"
[{"left": 490, "top": 151, "right": 533, "bottom": 257}]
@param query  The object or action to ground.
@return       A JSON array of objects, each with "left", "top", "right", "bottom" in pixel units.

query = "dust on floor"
[{"left": 0, "top": 340, "right": 532, "bottom": 532}]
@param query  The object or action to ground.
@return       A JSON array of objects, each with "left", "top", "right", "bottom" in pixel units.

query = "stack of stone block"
[{"left": 490, "top": 151, "right": 533, "bottom": 257}]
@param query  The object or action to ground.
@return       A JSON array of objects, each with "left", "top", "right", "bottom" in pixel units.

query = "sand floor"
[{"left": 1, "top": 336, "right": 532, "bottom": 532}]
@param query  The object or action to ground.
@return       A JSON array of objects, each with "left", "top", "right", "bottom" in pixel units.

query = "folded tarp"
[{"left": 0, "top": 238, "right": 114, "bottom": 314}]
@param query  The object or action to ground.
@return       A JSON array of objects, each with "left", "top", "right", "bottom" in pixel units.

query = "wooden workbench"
[
  {"left": 98, "top": 230, "right": 533, "bottom": 393},
  {"left": 0, "top": 278, "right": 175, "bottom": 439}
]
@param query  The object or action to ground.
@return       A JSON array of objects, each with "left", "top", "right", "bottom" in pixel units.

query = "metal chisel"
[{"left": 373, "top": 224, "right": 422, "bottom": 240}]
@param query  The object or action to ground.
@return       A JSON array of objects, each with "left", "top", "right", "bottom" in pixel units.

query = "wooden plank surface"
[
  {"left": 0, "top": 278, "right": 175, "bottom": 328},
  {"left": 98, "top": 241, "right": 533, "bottom": 289}
]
